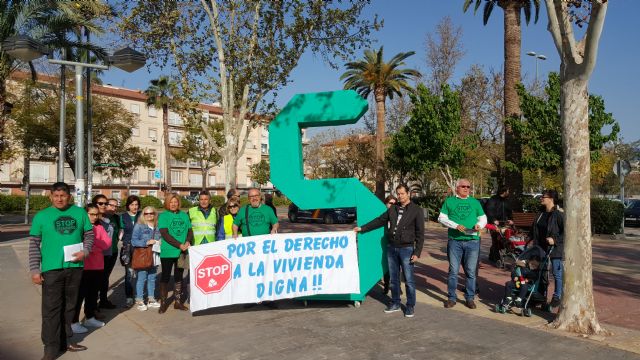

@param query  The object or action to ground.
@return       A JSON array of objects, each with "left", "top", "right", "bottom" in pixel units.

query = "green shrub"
[
  {"left": 0, "top": 195, "right": 52, "bottom": 212},
  {"left": 30, "top": 195, "right": 52, "bottom": 211},
  {"left": 180, "top": 196, "right": 195, "bottom": 209},
  {"left": 272, "top": 195, "right": 291, "bottom": 207},
  {"left": 239, "top": 196, "right": 249, "bottom": 207},
  {"left": 521, "top": 196, "right": 542, "bottom": 213},
  {"left": 413, "top": 194, "right": 444, "bottom": 221},
  {"left": 591, "top": 198, "right": 623, "bottom": 234},
  {"left": 210, "top": 195, "right": 226, "bottom": 208},
  {"left": 140, "top": 195, "right": 163, "bottom": 209}
]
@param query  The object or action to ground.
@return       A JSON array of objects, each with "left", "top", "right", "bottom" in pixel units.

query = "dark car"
[
  {"left": 624, "top": 199, "right": 640, "bottom": 226},
  {"left": 288, "top": 203, "right": 356, "bottom": 224}
]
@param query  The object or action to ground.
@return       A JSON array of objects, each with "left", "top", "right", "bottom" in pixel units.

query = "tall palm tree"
[
  {"left": 463, "top": 0, "right": 540, "bottom": 206},
  {"left": 145, "top": 76, "right": 175, "bottom": 193},
  {"left": 341, "top": 47, "right": 420, "bottom": 200}
]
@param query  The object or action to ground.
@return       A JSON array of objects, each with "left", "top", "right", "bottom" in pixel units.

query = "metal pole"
[
  {"left": 619, "top": 161, "right": 625, "bottom": 233},
  {"left": 86, "top": 29, "right": 93, "bottom": 203},
  {"left": 535, "top": 57, "right": 539, "bottom": 84},
  {"left": 57, "top": 49, "right": 66, "bottom": 182},
  {"left": 74, "top": 64, "right": 85, "bottom": 207}
]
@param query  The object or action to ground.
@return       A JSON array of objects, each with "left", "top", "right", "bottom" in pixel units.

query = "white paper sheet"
[{"left": 63, "top": 243, "right": 83, "bottom": 262}]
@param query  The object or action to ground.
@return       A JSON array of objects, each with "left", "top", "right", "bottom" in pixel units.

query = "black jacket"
[
  {"left": 531, "top": 209, "right": 564, "bottom": 258},
  {"left": 360, "top": 202, "right": 425, "bottom": 257},
  {"left": 485, "top": 194, "right": 512, "bottom": 224}
]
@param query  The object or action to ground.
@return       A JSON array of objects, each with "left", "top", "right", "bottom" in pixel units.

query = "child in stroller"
[
  {"left": 495, "top": 246, "right": 551, "bottom": 317},
  {"left": 485, "top": 223, "right": 528, "bottom": 269}
]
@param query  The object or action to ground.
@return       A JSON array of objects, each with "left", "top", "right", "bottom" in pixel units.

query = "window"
[
  {"left": 169, "top": 112, "right": 183, "bottom": 126},
  {"left": 188, "top": 159, "right": 199, "bottom": 167},
  {"left": 148, "top": 170, "right": 156, "bottom": 182},
  {"left": 149, "top": 149, "right": 157, "bottom": 161},
  {"left": 148, "top": 190, "right": 158, "bottom": 198},
  {"left": 190, "top": 173, "right": 202, "bottom": 186},
  {"left": 148, "top": 128, "right": 158, "bottom": 141},
  {"left": 169, "top": 131, "right": 183, "bottom": 145},
  {"left": 171, "top": 170, "right": 182, "bottom": 184},
  {"left": 30, "top": 164, "right": 49, "bottom": 182},
  {"left": 148, "top": 106, "right": 157, "bottom": 117},
  {"left": 129, "top": 189, "right": 140, "bottom": 196},
  {"left": 0, "top": 164, "right": 10, "bottom": 181},
  {"left": 112, "top": 190, "right": 121, "bottom": 200},
  {"left": 170, "top": 158, "right": 187, "bottom": 167},
  {"left": 132, "top": 127, "right": 140, "bottom": 137},
  {"left": 0, "top": 188, "right": 11, "bottom": 195},
  {"left": 209, "top": 175, "right": 216, "bottom": 186},
  {"left": 130, "top": 104, "right": 140, "bottom": 114},
  {"left": 261, "top": 143, "right": 268, "bottom": 154}
]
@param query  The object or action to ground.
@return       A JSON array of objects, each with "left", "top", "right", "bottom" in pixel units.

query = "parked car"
[
  {"left": 624, "top": 199, "right": 640, "bottom": 226},
  {"left": 288, "top": 203, "right": 356, "bottom": 224}
]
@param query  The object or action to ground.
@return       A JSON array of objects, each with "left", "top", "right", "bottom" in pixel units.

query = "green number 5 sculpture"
[{"left": 269, "top": 90, "right": 386, "bottom": 305}]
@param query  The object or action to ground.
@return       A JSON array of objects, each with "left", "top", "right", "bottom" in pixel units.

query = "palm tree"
[
  {"left": 145, "top": 76, "right": 175, "bottom": 193},
  {"left": 341, "top": 47, "right": 420, "bottom": 200},
  {"left": 463, "top": 0, "right": 540, "bottom": 206}
]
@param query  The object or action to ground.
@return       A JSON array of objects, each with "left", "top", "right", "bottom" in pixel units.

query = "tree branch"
[{"left": 580, "top": 0, "right": 608, "bottom": 79}]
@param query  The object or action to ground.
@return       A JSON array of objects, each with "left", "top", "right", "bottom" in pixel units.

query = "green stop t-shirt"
[
  {"left": 29, "top": 205, "right": 93, "bottom": 272},
  {"left": 439, "top": 196, "right": 485, "bottom": 240},
  {"left": 158, "top": 210, "right": 191, "bottom": 258},
  {"left": 233, "top": 204, "right": 278, "bottom": 237}
]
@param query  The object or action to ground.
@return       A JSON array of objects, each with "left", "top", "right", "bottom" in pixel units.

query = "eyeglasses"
[
  {"left": 458, "top": 185, "right": 471, "bottom": 189},
  {"left": 144, "top": 212, "right": 155, "bottom": 215},
  {"left": 388, "top": 202, "right": 396, "bottom": 205},
  {"left": 108, "top": 203, "right": 117, "bottom": 207},
  {"left": 228, "top": 205, "right": 239, "bottom": 208},
  {"left": 248, "top": 195, "right": 260, "bottom": 198},
  {"left": 96, "top": 201, "right": 108, "bottom": 206}
]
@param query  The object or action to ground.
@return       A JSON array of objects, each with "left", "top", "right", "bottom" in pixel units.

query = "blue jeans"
[
  {"left": 135, "top": 266, "right": 157, "bottom": 301},
  {"left": 387, "top": 245, "right": 416, "bottom": 308},
  {"left": 551, "top": 258, "right": 563, "bottom": 299},
  {"left": 447, "top": 239, "right": 480, "bottom": 302}
]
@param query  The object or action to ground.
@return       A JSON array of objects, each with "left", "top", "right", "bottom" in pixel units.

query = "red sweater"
[{"left": 84, "top": 223, "right": 112, "bottom": 270}]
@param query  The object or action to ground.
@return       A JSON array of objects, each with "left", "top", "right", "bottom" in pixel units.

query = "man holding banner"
[
  {"left": 354, "top": 184, "right": 425, "bottom": 318},
  {"left": 232, "top": 188, "right": 279, "bottom": 238}
]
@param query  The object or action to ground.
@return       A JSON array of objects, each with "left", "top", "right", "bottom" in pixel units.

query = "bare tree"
[
  {"left": 545, "top": 0, "right": 608, "bottom": 335},
  {"left": 424, "top": 16, "right": 465, "bottom": 94}
]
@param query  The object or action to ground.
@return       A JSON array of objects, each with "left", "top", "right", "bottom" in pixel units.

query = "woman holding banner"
[{"left": 157, "top": 194, "right": 193, "bottom": 313}]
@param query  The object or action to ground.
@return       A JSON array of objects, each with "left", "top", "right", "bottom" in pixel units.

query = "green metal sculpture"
[{"left": 269, "top": 90, "right": 386, "bottom": 304}]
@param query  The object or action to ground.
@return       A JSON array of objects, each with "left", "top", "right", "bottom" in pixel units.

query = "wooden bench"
[{"left": 511, "top": 212, "right": 537, "bottom": 236}]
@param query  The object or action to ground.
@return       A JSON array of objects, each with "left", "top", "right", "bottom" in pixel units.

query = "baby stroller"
[
  {"left": 495, "top": 245, "right": 552, "bottom": 317},
  {"left": 485, "top": 223, "right": 527, "bottom": 269}
]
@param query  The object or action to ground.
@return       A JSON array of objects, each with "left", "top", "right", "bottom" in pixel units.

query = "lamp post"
[
  {"left": 526, "top": 51, "right": 547, "bottom": 84},
  {"left": 2, "top": 35, "right": 146, "bottom": 206}
]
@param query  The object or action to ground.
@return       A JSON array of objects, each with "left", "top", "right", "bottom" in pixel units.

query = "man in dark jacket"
[
  {"left": 485, "top": 187, "right": 513, "bottom": 263},
  {"left": 354, "top": 184, "right": 425, "bottom": 318}
]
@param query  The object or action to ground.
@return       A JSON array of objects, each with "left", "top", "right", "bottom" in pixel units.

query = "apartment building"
[{"left": 0, "top": 74, "right": 271, "bottom": 200}]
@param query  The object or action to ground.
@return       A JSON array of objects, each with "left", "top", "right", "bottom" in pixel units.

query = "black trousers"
[
  {"left": 73, "top": 270, "right": 103, "bottom": 322},
  {"left": 160, "top": 258, "right": 184, "bottom": 283},
  {"left": 100, "top": 254, "right": 117, "bottom": 303},
  {"left": 41, "top": 268, "right": 83, "bottom": 356}
]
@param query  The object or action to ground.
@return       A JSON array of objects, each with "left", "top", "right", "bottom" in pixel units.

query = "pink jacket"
[{"left": 84, "top": 223, "right": 112, "bottom": 270}]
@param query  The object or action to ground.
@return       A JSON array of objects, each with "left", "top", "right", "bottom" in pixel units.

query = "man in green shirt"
[
  {"left": 232, "top": 188, "right": 279, "bottom": 237},
  {"left": 29, "top": 182, "right": 94, "bottom": 359},
  {"left": 438, "top": 179, "right": 487, "bottom": 310}
]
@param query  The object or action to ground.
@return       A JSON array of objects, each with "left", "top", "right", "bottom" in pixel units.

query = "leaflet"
[{"left": 63, "top": 243, "right": 83, "bottom": 262}]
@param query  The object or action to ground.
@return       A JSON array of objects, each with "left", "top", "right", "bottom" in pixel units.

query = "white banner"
[{"left": 188, "top": 231, "right": 360, "bottom": 312}]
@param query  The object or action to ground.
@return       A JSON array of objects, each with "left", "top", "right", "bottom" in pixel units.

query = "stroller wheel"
[
  {"left": 496, "top": 259, "right": 504, "bottom": 269},
  {"left": 495, "top": 304, "right": 506, "bottom": 314},
  {"left": 524, "top": 308, "right": 532, "bottom": 317}
]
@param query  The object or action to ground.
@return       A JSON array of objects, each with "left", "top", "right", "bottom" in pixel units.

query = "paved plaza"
[{"left": 1, "top": 212, "right": 639, "bottom": 359}]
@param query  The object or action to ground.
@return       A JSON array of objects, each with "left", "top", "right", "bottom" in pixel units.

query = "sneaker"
[
  {"left": 404, "top": 306, "right": 415, "bottom": 318},
  {"left": 71, "top": 322, "right": 88, "bottom": 334},
  {"left": 384, "top": 304, "right": 401, "bottom": 313},
  {"left": 125, "top": 298, "right": 135, "bottom": 308},
  {"left": 550, "top": 296, "right": 561, "bottom": 308},
  {"left": 83, "top": 317, "right": 105, "bottom": 328},
  {"left": 98, "top": 300, "right": 116, "bottom": 309},
  {"left": 147, "top": 299, "right": 161, "bottom": 308},
  {"left": 136, "top": 301, "right": 148, "bottom": 311},
  {"left": 514, "top": 297, "right": 523, "bottom": 307}
]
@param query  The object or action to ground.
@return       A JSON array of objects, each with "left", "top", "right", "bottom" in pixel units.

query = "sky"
[{"left": 99, "top": 0, "right": 640, "bottom": 142}]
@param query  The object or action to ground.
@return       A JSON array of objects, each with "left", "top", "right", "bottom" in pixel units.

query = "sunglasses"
[
  {"left": 228, "top": 205, "right": 239, "bottom": 208},
  {"left": 388, "top": 202, "right": 396, "bottom": 205},
  {"left": 458, "top": 185, "right": 471, "bottom": 189},
  {"left": 144, "top": 212, "right": 155, "bottom": 215},
  {"left": 96, "top": 201, "right": 108, "bottom": 206}
]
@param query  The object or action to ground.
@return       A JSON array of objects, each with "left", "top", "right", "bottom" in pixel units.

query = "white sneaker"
[
  {"left": 136, "top": 301, "right": 148, "bottom": 311},
  {"left": 84, "top": 317, "right": 105, "bottom": 327},
  {"left": 71, "top": 322, "right": 88, "bottom": 334},
  {"left": 147, "top": 299, "right": 161, "bottom": 308}
]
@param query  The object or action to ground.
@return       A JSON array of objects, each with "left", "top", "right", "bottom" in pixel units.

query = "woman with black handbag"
[
  {"left": 131, "top": 206, "right": 162, "bottom": 311},
  {"left": 119, "top": 195, "right": 141, "bottom": 308}
]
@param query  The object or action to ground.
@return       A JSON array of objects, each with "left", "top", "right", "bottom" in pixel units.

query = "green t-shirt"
[
  {"left": 233, "top": 204, "right": 278, "bottom": 237},
  {"left": 440, "top": 196, "right": 485, "bottom": 240},
  {"left": 107, "top": 214, "right": 120, "bottom": 254},
  {"left": 158, "top": 210, "right": 191, "bottom": 258},
  {"left": 29, "top": 205, "right": 93, "bottom": 272}
]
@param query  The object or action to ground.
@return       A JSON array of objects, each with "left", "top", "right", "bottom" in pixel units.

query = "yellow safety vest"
[
  {"left": 223, "top": 214, "right": 236, "bottom": 240},
  {"left": 188, "top": 207, "right": 217, "bottom": 245}
]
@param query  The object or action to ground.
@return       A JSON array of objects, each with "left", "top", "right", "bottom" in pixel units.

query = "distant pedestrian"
[
  {"left": 439, "top": 178, "right": 487, "bottom": 310},
  {"left": 29, "top": 182, "right": 93, "bottom": 359},
  {"left": 354, "top": 184, "right": 425, "bottom": 318},
  {"left": 485, "top": 187, "right": 513, "bottom": 264},
  {"left": 131, "top": 206, "right": 162, "bottom": 311}
]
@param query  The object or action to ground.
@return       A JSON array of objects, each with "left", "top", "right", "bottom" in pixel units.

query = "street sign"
[
  {"left": 94, "top": 163, "right": 120, "bottom": 168},
  {"left": 194, "top": 255, "right": 232, "bottom": 294},
  {"left": 153, "top": 169, "right": 162, "bottom": 180},
  {"left": 613, "top": 160, "right": 631, "bottom": 176}
]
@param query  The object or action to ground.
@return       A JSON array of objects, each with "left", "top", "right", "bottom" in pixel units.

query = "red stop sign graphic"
[{"left": 194, "top": 254, "right": 232, "bottom": 294}]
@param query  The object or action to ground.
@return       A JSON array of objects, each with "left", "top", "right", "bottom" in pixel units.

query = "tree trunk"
[
  {"left": 162, "top": 104, "right": 172, "bottom": 193},
  {"left": 0, "top": 72, "right": 8, "bottom": 159},
  {"left": 201, "top": 165, "right": 207, "bottom": 191},
  {"left": 501, "top": 1, "right": 523, "bottom": 209},
  {"left": 224, "top": 141, "right": 238, "bottom": 191},
  {"left": 23, "top": 152, "right": 30, "bottom": 225},
  {"left": 374, "top": 89, "right": 386, "bottom": 200},
  {"left": 551, "top": 75, "right": 605, "bottom": 335}
]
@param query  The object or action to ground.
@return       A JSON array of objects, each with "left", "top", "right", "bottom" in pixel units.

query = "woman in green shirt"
[{"left": 157, "top": 194, "right": 193, "bottom": 313}]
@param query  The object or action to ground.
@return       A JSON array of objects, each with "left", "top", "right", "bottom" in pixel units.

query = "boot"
[
  {"left": 158, "top": 282, "right": 169, "bottom": 314},
  {"left": 173, "top": 281, "right": 188, "bottom": 311}
]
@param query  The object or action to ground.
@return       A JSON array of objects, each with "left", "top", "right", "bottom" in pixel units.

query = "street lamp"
[
  {"left": 526, "top": 51, "right": 547, "bottom": 84},
  {"left": 3, "top": 35, "right": 146, "bottom": 206}
]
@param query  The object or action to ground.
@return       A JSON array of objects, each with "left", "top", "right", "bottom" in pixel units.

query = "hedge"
[
  {"left": 272, "top": 195, "right": 292, "bottom": 207},
  {"left": 0, "top": 195, "right": 51, "bottom": 212},
  {"left": 591, "top": 198, "right": 624, "bottom": 234},
  {"left": 140, "top": 195, "right": 163, "bottom": 209}
]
